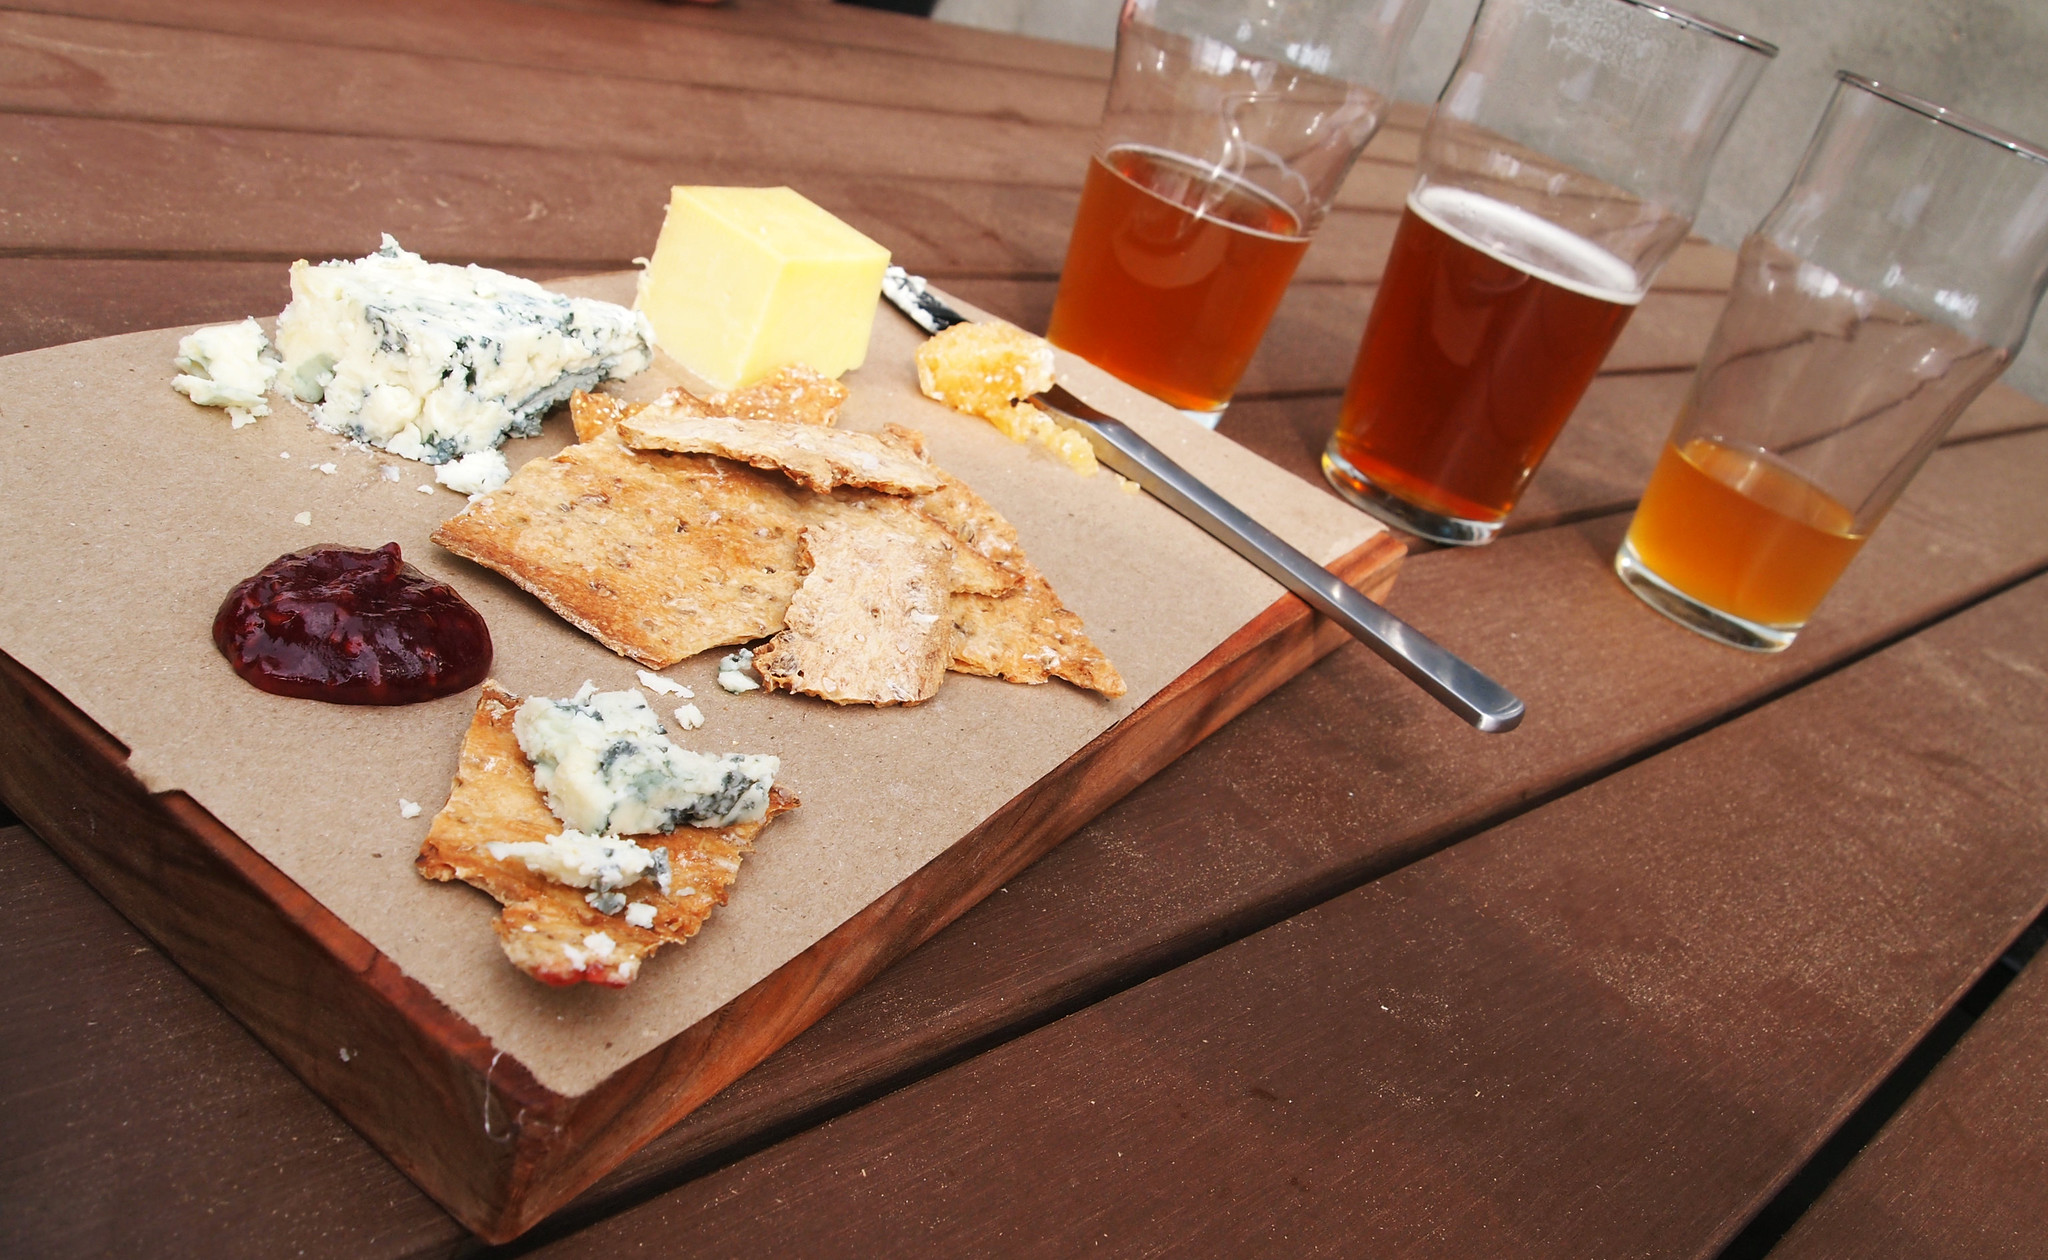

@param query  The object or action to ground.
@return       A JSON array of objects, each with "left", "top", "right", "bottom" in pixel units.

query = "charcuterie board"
[{"left": 0, "top": 276, "right": 1398, "bottom": 1240}]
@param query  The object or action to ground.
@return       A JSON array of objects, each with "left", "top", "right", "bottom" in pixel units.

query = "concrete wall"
[{"left": 932, "top": 0, "right": 2048, "bottom": 402}]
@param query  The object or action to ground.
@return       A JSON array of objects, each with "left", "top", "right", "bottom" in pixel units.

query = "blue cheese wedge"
[
  {"left": 275, "top": 235, "right": 654, "bottom": 464},
  {"left": 171, "top": 318, "right": 281, "bottom": 428},
  {"left": 511, "top": 683, "right": 777, "bottom": 834}
]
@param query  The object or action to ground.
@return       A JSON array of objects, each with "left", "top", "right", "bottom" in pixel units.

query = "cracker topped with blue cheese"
[
  {"left": 276, "top": 235, "right": 654, "bottom": 465},
  {"left": 513, "top": 681, "right": 778, "bottom": 832},
  {"left": 416, "top": 680, "right": 795, "bottom": 987}
]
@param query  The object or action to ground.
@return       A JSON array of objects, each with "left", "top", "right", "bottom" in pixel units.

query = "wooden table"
[{"left": 4, "top": 1, "right": 2046, "bottom": 1255}]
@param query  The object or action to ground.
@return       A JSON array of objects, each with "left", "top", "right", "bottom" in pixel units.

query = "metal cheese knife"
[{"left": 880, "top": 267, "right": 1524, "bottom": 734}]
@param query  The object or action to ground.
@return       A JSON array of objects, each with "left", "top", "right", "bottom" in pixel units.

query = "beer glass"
[
  {"left": 1617, "top": 73, "right": 2048, "bottom": 651},
  {"left": 1323, "top": 0, "right": 1775, "bottom": 543},
  {"left": 1045, "top": 0, "right": 1431, "bottom": 427}
]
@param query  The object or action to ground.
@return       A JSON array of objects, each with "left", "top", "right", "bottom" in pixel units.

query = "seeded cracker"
[
  {"left": 754, "top": 518, "right": 955, "bottom": 705},
  {"left": 431, "top": 427, "right": 814, "bottom": 668},
  {"left": 619, "top": 407, "right": 945, "bottom": 495},
  {"left": 882, "top": 425, "right": 1126, "bottom": 698},
  {"left": 573, "top": 366, "right": 847, "bottom": 443},
  {"left": 416, "top": 682, "right": 795, "bottom": 987},
  {"left": 436, "top": 399, "right": 1010, "bottom": 668},
  {"left": 708, "top": 364, "right": 847, "bottom": 428}
]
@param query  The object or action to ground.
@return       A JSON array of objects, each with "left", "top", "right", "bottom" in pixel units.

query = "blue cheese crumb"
[
  {"left": 172, "top": 317, "right": 281, "bottom": 428},
  {"left": 717, "top": 648, "right": 762, "bottom": 694},
  {"left": 636, "top": 669, "right": 693, "bottom": 699},
  {"left": 433, "top": 448, "right": 511, "bottom": 496},
  {"left": 674, "top": 703, "right": 705, "bottom": 731},
  {"left": 624, "top": 903, "right": 656, "bottom": 929},
  {"left": 486, "top": 828, "right": 670, "bottom": 904}
]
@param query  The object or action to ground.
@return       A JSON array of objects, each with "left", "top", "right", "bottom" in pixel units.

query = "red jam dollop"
[{"left": 213, "top": 543, "right": 492, "bottom": 705}]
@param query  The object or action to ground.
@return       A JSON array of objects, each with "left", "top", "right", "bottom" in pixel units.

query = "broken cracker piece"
[
  {"left": 432, "top": 430, "right": 816, "bottom": 668},
  {"left": 565, "top": 365, "right": 843, "bottom": 444},
  {"left": 620, "top": 406, "right": 943, "bottom": 495},
  {"left": 949, "top": 572, "right": 1126, "bottom": 698},
  {"left": 709, "top": 365, "right": 847, "bottom": 427},
  {"left": 416, "top": 681, "right": 795, "bottom": 987},
  {"left": 569, "top": 389, "right": 644, "bottom": 442},
  {"left": 754, "top": 518, "right": 957, "bottom": 706},
  {"left": 878, "top": 425, "right": 1125, "bottom": 698},
  {"left": 821, "top": 491, "right": 1016, "bottom": 599}
]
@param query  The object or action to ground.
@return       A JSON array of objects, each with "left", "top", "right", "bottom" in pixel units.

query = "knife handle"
[{"left": 1037, "top": 388, "right": 1524, "bottom": 734}]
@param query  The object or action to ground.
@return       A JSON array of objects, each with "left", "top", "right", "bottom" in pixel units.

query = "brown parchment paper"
[{"left": 0, "top": 276, "right": 1381, "bottom": 1097}]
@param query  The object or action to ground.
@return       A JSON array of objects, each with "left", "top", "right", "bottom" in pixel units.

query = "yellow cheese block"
[{"left": 636, "top": 186, "right": 891, "bottom": 391}]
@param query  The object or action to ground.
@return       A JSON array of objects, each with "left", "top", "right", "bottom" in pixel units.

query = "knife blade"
[{"left": 879, "top": 267, "right": 1524, "bottom": 734}]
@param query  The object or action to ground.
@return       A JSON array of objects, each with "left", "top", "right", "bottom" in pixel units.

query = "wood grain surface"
[
  {"left": 1772, "top": 949, "right": 2048, "bottom": 1260},
  {"left": 7, "top": 0, "right": 2048, "bottom": 1254}
]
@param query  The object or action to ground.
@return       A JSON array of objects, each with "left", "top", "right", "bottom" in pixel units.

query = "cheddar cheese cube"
[{"left": 636, "top": 187, "right": 891, "bottom": 391}]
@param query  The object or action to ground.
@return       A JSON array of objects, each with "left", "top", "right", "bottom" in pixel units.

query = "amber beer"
[
  {"left": 1626, "top": 437, "right": 1865, "bottom": 629},
  {"left": 1326, "top": 186, "right": 1642, "bottom": 532},
  {"left": 1047, "top": 144, "right": 1312, "bottom": 415}
]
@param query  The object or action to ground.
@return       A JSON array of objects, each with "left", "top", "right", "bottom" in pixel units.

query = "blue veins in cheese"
[
  {"left": 274, "top": 235, "right": 654, "bottom": 465},
  {"left": 511, "top": 682, "right": 778, "bottom": 836},
  {"left": 171, "top": 318, "right": 282, "bottom": 428}
]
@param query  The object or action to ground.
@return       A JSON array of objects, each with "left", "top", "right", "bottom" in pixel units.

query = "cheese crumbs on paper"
[{"left": 915, "top": 322, "right": 1097, "bottom": 476}]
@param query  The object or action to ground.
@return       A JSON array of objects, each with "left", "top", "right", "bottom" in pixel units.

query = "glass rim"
[
  {"left": 1837, "top": 71, "right": 2048, "bottom": 167},
  {"left": 1613, "top": 0, "right": 1779, "bottom": 58}
]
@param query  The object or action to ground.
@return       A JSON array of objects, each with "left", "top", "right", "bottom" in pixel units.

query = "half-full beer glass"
[
  {"left": 1617, "top": 73, "right": 2048, "bottom": 651},
  {"left": 1046, "top": 0, "right": 1430, "bottom": 427},
  {"left": 1323, "top": 0, "right": 1775, "bottom": 543}
]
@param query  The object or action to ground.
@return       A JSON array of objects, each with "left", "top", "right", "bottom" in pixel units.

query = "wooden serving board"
[{"left": 0, "top": 285, "right": 1399, "bottom": 1240}]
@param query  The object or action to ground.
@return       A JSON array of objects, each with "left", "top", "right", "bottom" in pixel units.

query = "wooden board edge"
[
  {"left": 0, "top": 531, "right": 1402, "bottom": 1242},
  {"left": 0, "top": 648, "right": 562, "bottom": 1228}
]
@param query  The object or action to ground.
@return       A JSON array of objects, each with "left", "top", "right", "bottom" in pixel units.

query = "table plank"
[
  {"left": 3, "top": 0, "right": 1110, "bottom": 125},
  {"left": 0, "top": 115, "right": 1087, "bottom": 277},
  {"left": 530, "top": 566, "right": 2048, "bottom": 1259},
  {"left": 0, "top": 10, "right": 1098, "bottom": 162},
  {"left": 1772, "top": 948, "right": 2048, "bottom": 1260},
  {"left": 14, "top": 0, "right": 1119, "bottom": 82},
  {"left": 518, "top": 0, "right": 1117, "bottom": 78},
  {"left": 0, "top": 825, "right": 454, "bottom": 1260}
]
